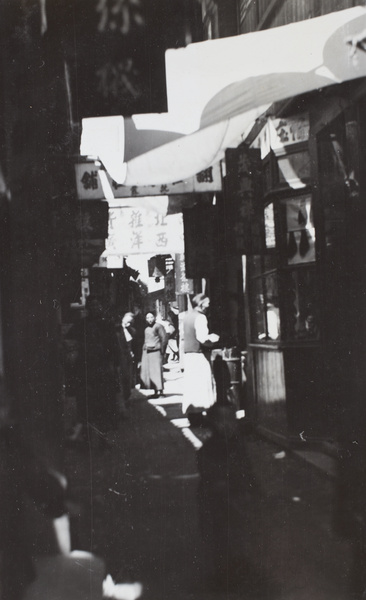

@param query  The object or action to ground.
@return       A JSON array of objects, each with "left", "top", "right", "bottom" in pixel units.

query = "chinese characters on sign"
[
  {"left": 165, "top": 269, "right": 176, "bottom": 302},
  {"left": 225, "top": 146, "right": 264, "bottom": 255},
  {"left": 175, "top": 253, "right": 194, "bottom": 295},
  {"left": 272, "top": 115, "right": 309, "bottom": 146},
  {"left": 252, "top": 114, "right": 310, "bottom": 158},
  {"left": 106, "top": 207, "right": 184, "bottom": 256},
  {"left": 81, "top": 170, "right": 99, "bottom": 191},
  {"left": 75, "top": 162, "right": 222, "bottom": 200},
  {"left": 196, "top": 167, "right": 214, "bottom": 184}
]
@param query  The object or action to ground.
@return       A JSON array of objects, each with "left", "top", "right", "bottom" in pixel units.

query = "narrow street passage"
[
  {"left": 64, "top": 365, "right": 355, "bottom": 600},
  {"left": 64, "top": 379, "right": 206, "bottom": 600}
]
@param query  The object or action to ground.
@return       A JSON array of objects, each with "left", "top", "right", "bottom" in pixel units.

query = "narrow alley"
[
  {"left": 62, "top": 365, "right": 355, "bottom": 600},
  {"left": 2, "top": 4, "right": 366, "bottom": 600}
]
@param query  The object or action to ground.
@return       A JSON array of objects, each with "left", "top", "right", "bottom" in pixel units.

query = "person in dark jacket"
[{"left": 116, "top": 312, "right": 136, "bottom": 415}]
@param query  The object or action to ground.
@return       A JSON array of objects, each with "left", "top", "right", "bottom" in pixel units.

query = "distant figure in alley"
[
  {"left": 182, "top": 293, "right": 219, "bottom": 426},
  {"left": 140, "top": 312, "right": 167, "bottom": 398}
]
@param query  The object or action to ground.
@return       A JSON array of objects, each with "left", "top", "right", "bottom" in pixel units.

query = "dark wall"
[{"left": 0, "top": 0, "right": 203, "bottom": 460}]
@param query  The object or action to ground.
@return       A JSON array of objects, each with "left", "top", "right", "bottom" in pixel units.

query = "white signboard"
[
  {"left": 106, "top": 207, "right": 184, "bottom": 256},
  {"left": 75, "top": 161, "right": 222, "bottom": 200},
  {"left": 252, "top": 114, "right": 310, "bottom": 158}
]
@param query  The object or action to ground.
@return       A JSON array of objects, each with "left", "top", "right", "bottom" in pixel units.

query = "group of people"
[
  {"left": 65, "top": 298, "right": 179, "bottom": 442},
  {"left": 65, "top": 291, "right": 220, "bottom": 443},
  {"left": 139, "top": 292, "right": 222, "bottom": 427},
  {"left": 138, "top": 292, "right": 221, "bottom": 425}
]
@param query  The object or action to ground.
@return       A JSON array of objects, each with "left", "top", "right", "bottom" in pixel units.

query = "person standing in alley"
[
  {"left": 182, "top": 293, "right": 219, "bottom": 427},
  {"left": 116, "top": 312, "right": 136, "bottom": 416},
  {"left": 140, "top": 312, "right": 167, "bottom": 398}
]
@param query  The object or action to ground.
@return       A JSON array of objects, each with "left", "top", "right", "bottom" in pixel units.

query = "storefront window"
[
  {"left": 264, "top": 272, "right": 280, "bottom": 340},
  {"left": 247, "top": 115, "right": 320, "bottom": 345},
  {"left": 282, "top": 267, "right": 319, "bottom": 340},
  {"left": 280, "top": 194, "right": 316, "bottom": 265},
  {"left": 249, "top": 193, "right": 319, "bottom": 344},
  {"left": 250, "top": 269, "right": 280, "bottom": 341},
  {"left": 250, "top": 277, "right": 266, "bottom": 340}
]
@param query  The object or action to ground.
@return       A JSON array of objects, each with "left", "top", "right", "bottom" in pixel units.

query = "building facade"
[
  {"left": 199, "top": 0, "right": 366, "bottom": 445},
  {"left": 0, "top": 0, "right": 202, "bottom": 456}
]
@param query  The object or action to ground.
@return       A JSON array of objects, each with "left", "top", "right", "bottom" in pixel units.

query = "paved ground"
[{"left": 63, "top": 363, "right": 357, "bottom": 600}]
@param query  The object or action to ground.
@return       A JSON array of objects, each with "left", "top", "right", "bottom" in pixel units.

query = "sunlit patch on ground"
[
  {"left": 147, "top": 396, "right": 182, "bottom": 406},
  {"left": 170, "top": 417, "right": 190, "bottom": 428},
  {"left": 103, "top": 575, "right": 143, "bottom": 600},
  {"left": 180, "top": 427, "right": 203, "bottom": 449},
  {"left": 148, "top": 402, "right": 166, "bottom": 416}
]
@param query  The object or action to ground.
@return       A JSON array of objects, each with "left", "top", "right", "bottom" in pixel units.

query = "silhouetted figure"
[
  {"left": 197, "top": 403, "right": 257, "bottom": 589},
  {"left": 212, "top": 353, "right": 232, "bottom": 405},
  {"left": 0, "top": 417, "right": 67, "bottom": 600},
  {"left": 116, "top": 312, "right": 136, "bottom": 416},
  {"left": 67, "top": 295, "right": 120, "bottom": 440},
  {"left": 132, "top": 304, "right": 144, "bottom": 363}
]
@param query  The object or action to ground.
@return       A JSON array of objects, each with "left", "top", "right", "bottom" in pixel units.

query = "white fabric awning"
[{"left": 81, "top": 6, "right": 366, "bottom": 186}]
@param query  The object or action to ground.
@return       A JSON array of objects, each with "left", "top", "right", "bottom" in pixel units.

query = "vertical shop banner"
[
  {"left": 183, "top": 204, "right": 217, "bottom": 278},
  {"left": 175, "top": 253, "right": 194, "bottom": 295},
  {"left": 165, "top": 269, "right": 176, "bottom": 301},
  {"left": 225, "top": 146, "right": 264, "bottom": 255}
]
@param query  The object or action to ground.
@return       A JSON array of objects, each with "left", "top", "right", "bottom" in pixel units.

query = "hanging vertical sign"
[
  {"left": 225, "top": 146, "right": 264, "bottom": 255},
  {"left": 175, "top": 253, "right": 194, "bottom": 294},
  {"left": 183, "top": 204, "right": 217, "bottom": 278},
  {"left": 165, "top": 269, "right": 176, "bottom": 301}
]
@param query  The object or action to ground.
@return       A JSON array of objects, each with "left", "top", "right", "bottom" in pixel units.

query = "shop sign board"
[
  {"left": 106, "top": 207, "right": 184, "bottom": 256},
  {"left": 270, "top": 115, "right": 309, "bottom": 149},
  {"left": 174, "top": 253, "right": 194, "bottom": 295},
  {"left": 225, "top": 146, "right": 264, "bottom": 255},
  {"left": 75, "top": 162, "right": 222, "bottom": 200},
  {"left": 165, "top": 269, "right": 176, "bottom": 302},
  {"left": 252, "top": 114, "right": 310, "bottom": 158},
  {"left": 183, "top": 204, "right": 217, "bottom": 278}
]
